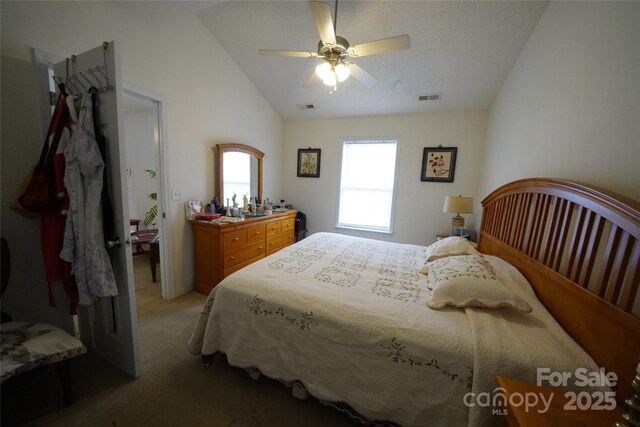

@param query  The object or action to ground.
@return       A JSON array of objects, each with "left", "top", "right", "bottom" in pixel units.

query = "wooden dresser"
[{"left": 192, "top": 210, "right": 297, "bottom": 295}]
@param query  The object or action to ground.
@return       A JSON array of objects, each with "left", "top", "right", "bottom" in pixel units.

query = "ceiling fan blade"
[
  {"left": 303, "top": 71, "right": 320, "bottom": 88},
  {"left": 348, "top": 34, "right": 411, "bottom": 57},
  {"left": 346, "top": 62, "right": 377, "bottom": 88},
  {"left": 259, "top": 49, "right": 318, "bottom": 58},
  {"left": 309, "top": 1, "right": 336, "bottom": 46}
]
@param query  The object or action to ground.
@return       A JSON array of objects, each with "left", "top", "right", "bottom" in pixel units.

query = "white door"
[{"left": 53, "top": 42, "right": 141, "bottom": 377}]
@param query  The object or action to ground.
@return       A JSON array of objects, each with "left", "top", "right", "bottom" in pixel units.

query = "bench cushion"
[{"left": 1, "top": 321, "right": 86, "bottom": 383}]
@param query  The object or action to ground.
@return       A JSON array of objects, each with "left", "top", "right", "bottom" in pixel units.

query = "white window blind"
[{"left": 337, "top": 140, "right": 398, "bottom": 233}]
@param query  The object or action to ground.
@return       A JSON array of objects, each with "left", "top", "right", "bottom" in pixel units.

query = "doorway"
[{"left": 123, "top": 85, "right": 171, "bottom": 300}]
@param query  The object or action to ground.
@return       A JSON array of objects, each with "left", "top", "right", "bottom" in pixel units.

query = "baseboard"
[{"left": 172, "top": 284, "right": 195, "bottom": 299}]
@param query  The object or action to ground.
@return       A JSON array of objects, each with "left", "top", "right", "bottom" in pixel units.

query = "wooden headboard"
[{"left": 478, "top": 178, "right": 640, "bottom": 404}]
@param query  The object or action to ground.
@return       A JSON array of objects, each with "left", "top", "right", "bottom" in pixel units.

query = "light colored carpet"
[
  {"left": 132, "top": 250, "right": 160, "bottom": 291},
  {"left": 1, "top": 261, "right": 361, "bottom": 427}
]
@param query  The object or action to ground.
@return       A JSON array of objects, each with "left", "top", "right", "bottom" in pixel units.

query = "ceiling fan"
[{"left": 259, "top": 0, "right": 410, "bottom": 92}]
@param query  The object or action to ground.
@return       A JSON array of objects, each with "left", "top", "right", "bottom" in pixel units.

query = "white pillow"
[
  {"left": 426, "top": 255, "right": 532, "bottom": 313},
  {"left": 420, "top": 236, "right": 480, "bottom": 274}
]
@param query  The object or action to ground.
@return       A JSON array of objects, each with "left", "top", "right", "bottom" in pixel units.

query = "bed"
[{"left": 188, "top": 178, "right": 640, "bottom": 426}]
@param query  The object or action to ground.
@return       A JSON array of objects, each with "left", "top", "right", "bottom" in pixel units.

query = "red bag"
[
  {"left": 17, "top": 93, "right": 69, "bottom": 213},
  {"left": 17, "top": 163, "right": 56, "bottom": 212}
]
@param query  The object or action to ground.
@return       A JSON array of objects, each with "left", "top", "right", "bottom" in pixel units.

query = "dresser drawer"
[
  {"left": 223, "top": 229, "right": 247, "bottom": 250},
  {"left": 281, "top": 218, "right": 295, "bottom": 233},
  {"left": 247, "top": 225, "right": 266, "bottom": 243},
  {"left": 266, "top": 230, "right": 294, "bottom": 255},
  {"left": 223, "top": 255, "right": 265, "bottom": 279},
  {"left": 224, "top": 241, "right": 265, "bottom": 269},
  {"left": 266, "top": 221, "right": 282, "bottom": 237}
]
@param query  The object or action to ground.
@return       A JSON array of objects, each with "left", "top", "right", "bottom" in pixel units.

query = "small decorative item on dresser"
[{"left": 185, "top": 201, "right": 204, "bottom": 220}]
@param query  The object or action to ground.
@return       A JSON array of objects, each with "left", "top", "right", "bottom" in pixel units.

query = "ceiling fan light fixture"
[
  {"left": 316, "top": 60, "right": 350, "bottom": 87},
  {"left": 322, "top": 71, "right": 337, "bottom": 86},
  {"left": 315, "top": 62, "right": 332, "bottom": 81},
  {"left": 335, "top": 62, "right": 350, "bottom": 82},
  {"left": 260, "top": 1, "right": 411, "bottom": 91}
]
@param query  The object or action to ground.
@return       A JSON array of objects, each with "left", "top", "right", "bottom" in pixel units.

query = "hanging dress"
[
  {"left": 90, "top": 90, "right": 116, "bottom": 242},
  {"left": 40, "top": 90, "right": 79, "bottom": 314},
  {"left": 60, "top": 93, "right": 117, "bottom": 306}
]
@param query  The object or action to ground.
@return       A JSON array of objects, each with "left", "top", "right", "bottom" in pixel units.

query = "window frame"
[{"left": 334, "top": 138, "right": 401, "bottom": 235}]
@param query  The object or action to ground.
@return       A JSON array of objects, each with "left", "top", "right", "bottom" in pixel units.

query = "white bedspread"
[
  {"left": 188, "top": 233, "right": 602, "bottom": 426},
  {"left": 465, "top": 256, "right": 606, "bottom": 427}
]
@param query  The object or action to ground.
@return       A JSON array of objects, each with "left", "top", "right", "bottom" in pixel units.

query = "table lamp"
[{"left": 443, "top": 195, "right": 474, "bottom": 236}]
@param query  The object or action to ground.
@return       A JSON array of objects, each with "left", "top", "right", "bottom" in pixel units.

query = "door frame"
[{"left": 123, "top": 83, "right": 173, "bottom": 299}]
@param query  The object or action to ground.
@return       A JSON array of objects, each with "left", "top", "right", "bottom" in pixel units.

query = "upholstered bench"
[
  {"left": 1, "top": 321, "right": 86, "bottom": 405},
  {"left": 1, "top": 237, "right": 86, "bottom": 406}
]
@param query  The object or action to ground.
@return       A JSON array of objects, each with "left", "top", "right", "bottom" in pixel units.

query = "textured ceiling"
[{"left": 197, "top": 1, "right": 547, "bottom": 121}]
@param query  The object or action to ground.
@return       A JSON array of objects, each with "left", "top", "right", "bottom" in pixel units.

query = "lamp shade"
[
  {"left": 315, "top": 62, "right": 332, "bottom": 80},
  {"left": 334, "top": 62, "right": 350, "bottom": 82},
  {"left": 443, "top": 196, "right": 474, "bottom": 214},
  {"left": 322, "top": 72, "right": 337, "bottom": 86}
]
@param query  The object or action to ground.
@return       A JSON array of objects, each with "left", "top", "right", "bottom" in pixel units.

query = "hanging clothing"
[
  {"left": 60, "top": 93, "right": 117, "bottom": 306},
  {"left": 90, "top": 90, "right": 115, "bottom": 242},
  {"left": 39, "top": 91, "right": 79, "bottom": 314}
]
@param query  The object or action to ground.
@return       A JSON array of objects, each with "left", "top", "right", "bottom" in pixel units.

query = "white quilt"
[
  {"left": 188, "top": 232, "right": 602, "bottom": 426},
  {"left": 464, "top": 256, "right": 606, "bottom": 427}
]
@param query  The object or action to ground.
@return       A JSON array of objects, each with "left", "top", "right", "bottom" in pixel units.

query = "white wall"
[
  {"left": 283, "top": 112, "right": 487, "bottom": 245},
  {"left": 0, "top": 55, "right": 65, "bottom": 325},
  {"left": 479, "top": 1, "right": 640, "bottom": 201},
  {"left": 1, "top": 1, "right": 283, "bottom": 322}
]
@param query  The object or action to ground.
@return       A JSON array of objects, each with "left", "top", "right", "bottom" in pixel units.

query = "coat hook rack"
[
  {"left": 51, "top": 42, "right": 115, "bottom": 98},
  {"left": 79, "top": 71, "right": 94, "bottom": 89}
]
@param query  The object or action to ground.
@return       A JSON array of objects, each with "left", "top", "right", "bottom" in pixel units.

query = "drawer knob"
[
  {"left": 258, "top": 247, "right": 263, "bottom": 250},
  {"left": 255, "top": 231, "right": 260, "bottom": 235},
  {"left": 233, "top": 237, "right": 239, "bottom": 241},
  {"left": 229, "top": 256, "right": 235, "bottom": 261}
]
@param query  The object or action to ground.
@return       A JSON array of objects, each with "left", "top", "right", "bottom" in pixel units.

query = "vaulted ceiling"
[{"left": 196, "top": 1, "right": 548, "bottom": 120}]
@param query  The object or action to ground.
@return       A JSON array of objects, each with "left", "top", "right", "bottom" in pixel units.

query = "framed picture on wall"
[
  {"left": 420, "top": 146, "right": 457, "bottom": 182},
  {"left": 297, "top": 148, "right": 321, "bottom": 178}
]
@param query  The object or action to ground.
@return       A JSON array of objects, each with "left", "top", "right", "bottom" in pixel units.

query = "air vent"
[
  {"left": 297, "top": 104, "right": 315, "bottom": 110},
  {"left": 418, "top": 93, "right": 442, "bottom": 102}
]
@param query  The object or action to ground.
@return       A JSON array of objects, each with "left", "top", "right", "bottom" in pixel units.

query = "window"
[
  {"left": 222, "top": 152, "right": 251, "bottom": 202},
  {"left": 336, "top": 139, "right": 399, "bottom": 233}
]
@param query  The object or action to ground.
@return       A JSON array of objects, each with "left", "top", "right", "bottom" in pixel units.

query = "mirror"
[{"left": 216, "top": 143, "right": 264, "bottom": 207}]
